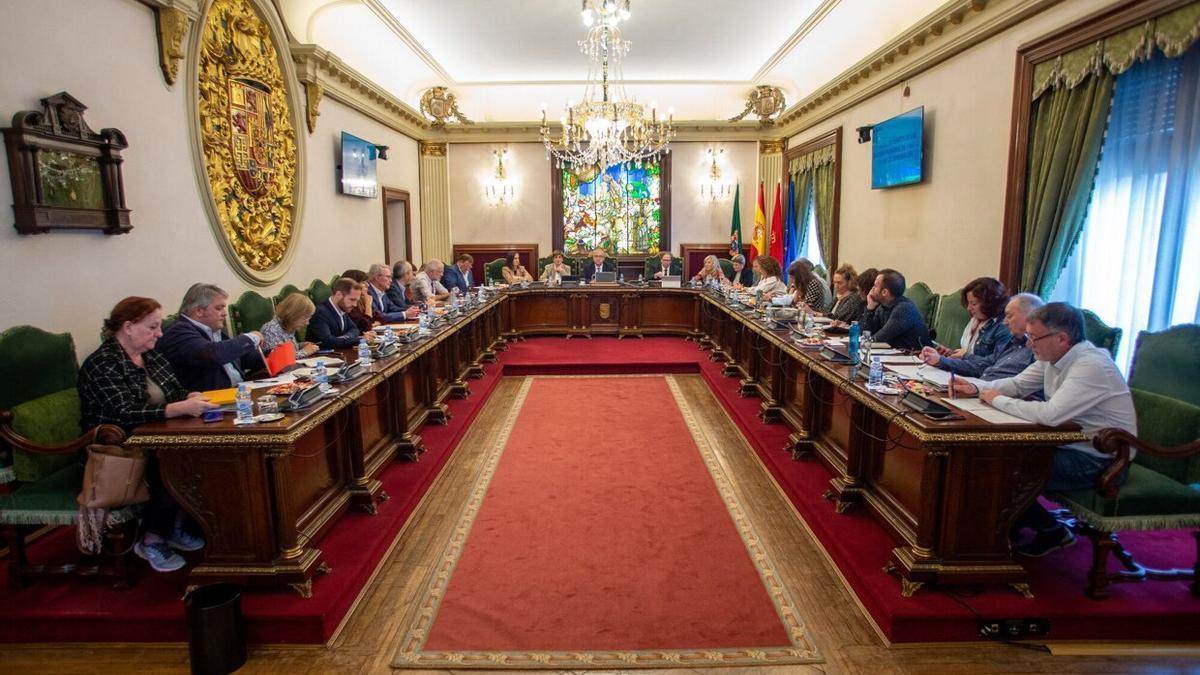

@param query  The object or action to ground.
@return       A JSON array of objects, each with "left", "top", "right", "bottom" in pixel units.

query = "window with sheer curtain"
[{"left": 1050, "top": 44, "right": 1200, "bottom": 373}]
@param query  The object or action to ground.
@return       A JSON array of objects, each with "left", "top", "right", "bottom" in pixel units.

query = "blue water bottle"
[
  {"left": 848, "top": 321, "right": 861, "bottom": 365},
  {"left": 869, "top": 355, "right": 884, "bottom": 389}
]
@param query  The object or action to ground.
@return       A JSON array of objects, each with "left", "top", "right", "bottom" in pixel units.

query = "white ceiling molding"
[
  {"left": 135, "top": 0, "right": 202, "bottom": 20},
  {"left": 776, "top": 0, "right": 1061, "bottom": 137},
  {"left": 291, "top": 43, "right": 430, "bottom": 137},
  {"left": 751, "top": 0, "right": 841, "bottom": 83},
  {"left": 360, "top": 0, "right": 454, "bottom": 83}
]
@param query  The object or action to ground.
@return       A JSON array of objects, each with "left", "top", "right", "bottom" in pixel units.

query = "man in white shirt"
[
  {"left": 412, "top": 259, "right": 451, "bottom": 303},
  {"left": 952, "top": 302, "right": 1137, "bottom": 557}
]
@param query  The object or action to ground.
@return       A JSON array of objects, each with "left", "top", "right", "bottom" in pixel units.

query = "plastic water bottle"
[
  {"left": 418, "top": 309, "right": 429, "bottom": 332},
  {"left": 619, "top": 271, "right": 625, "bottom": 283},
  {"left": 383, "top": 325, "right": 394, "bottom": 344},
  {"left": 848, "top": 321, "right": 861, "bottom": 365},
  {"left": 804, "top": 312, "right": 815, "bottom": 334},
  {"left": 357, "top": 338, "right": 371, "bottom": 365},
  {"left": 235, "top": 382, "right": 254, "bottom": 423},
  {"left": 313, "top": 360, "right": 329, "bottom": 387},
  {"left": 868, "top": 355, "right": 884, "bottom": 389},
  {"left": 862, "top": 330, "right": 873, "bottom": 365}
]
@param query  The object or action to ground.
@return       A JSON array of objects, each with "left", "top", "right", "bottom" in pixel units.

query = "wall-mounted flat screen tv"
[
  {"left": 871, "top": 106, "right": 924, "bottom": 189},
  {"left": 340, "top": 131, "right": 378, "bottom": 198}
]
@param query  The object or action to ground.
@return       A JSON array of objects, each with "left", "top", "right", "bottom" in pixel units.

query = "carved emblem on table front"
[{"left": 598, "top": 302, "right": 611, "bottom": 320}]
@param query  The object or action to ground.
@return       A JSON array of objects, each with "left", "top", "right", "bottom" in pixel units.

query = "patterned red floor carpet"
[{"left": 403, "top": 375, "right": 813, "bottom": 667}]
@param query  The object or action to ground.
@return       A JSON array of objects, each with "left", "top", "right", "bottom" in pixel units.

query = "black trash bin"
[{"left": 185, "top": 583, "right": 247, "bottom": 674}]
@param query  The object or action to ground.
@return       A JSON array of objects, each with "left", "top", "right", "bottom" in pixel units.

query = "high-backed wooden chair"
[
  {"left": 229, "top": 290, "right": 274, "bottom": 335},
  {"left": 717, "top": 259, "right": 735, "bottom": 281},
  {"left": 0, "top": 326, "right": 137, "bottom": 588},
  {"left": 1052, "top": 324, "right": 1200, "bottom": 598},
  {"left": 306, "top": 278, "right": 333, "bottom": 307},
  {"left": 485, "top": 258, "right": 507, "bottom": 283},
  {"left": 904, "top": 282, "right": 939, "bottom": 328},
  {"left": 1083, "top": 309, "right": 1122, "bottom": 359},
  {"left": 929, "top": 289, "right": 970, "bottom": 350}
]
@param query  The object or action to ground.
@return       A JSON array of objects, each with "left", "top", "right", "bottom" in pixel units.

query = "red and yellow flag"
[{"left": 750, "top": 181, "right": 767, "bottom": 261}]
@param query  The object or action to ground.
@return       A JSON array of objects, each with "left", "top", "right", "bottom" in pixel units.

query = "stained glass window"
[{"left": 559, "top": 160, "right": 664, "bottom": 255}]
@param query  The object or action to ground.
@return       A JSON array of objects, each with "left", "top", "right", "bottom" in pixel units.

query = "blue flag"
[{"left": 783, "top": 178, "right": 798, "bottom": 267}]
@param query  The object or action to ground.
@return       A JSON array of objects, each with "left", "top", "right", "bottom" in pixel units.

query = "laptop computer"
[{"left": 594, "top": 271, "right": 617, "bottom": 283}]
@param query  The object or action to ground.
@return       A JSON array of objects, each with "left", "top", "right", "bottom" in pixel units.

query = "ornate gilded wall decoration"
[
  {"left": 419, "top": 87, "right": 473, "bottom": 128},
  {"left": 728, "top": 85, "right": 787, "bottom": 127},
  {"left": 153, "top": 6, "right": 191, "bottom": 86},
  {"left": 196, "top": 0, "right": 299, "bottom": 276},
  {"left": 304, "top": 81, "right": 322, "bottom": 133}
]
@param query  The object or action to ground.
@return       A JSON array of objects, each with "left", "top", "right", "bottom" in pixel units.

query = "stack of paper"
[{"left": 942, "top": 398, "right": 1028, "bottom": 425}]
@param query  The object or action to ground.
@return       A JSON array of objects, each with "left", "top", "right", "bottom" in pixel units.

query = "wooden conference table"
[{"left": 128, "top": 285, "right": 1081, "bottom": 598}]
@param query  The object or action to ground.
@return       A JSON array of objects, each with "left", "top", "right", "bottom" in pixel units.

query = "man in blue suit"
[
  {"left": 308, "top": 278, "right": 376, "bottom": 349},
  {"left": 442, "top": 253, "right": 474, "bottom": 296},
  {"left": 367, "top": 263, "right": 418, "bottom": 322},
  {"left": 158, "top": 283, "right": 265, "bottom": 392},
  {"left": 387, "top": 260, "right": 417, "bottom": 310}
]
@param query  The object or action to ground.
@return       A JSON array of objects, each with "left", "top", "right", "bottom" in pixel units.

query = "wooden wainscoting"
[{"left": 452, "top": 243, "right": 540, "bottom": 283}]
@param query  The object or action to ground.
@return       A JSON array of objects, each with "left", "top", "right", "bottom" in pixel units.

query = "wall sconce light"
[
  {"left": 484, "top": 148, "right": 515, "bottom": 206},
  {"left": 700, "top": 147, "right": 731, "bottom": 202}
]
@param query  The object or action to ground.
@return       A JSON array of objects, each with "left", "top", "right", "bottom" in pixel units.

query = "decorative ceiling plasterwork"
[
  {"left": 775, "top": 0, "right": 1061, "bottom": 138},
  {"left": 191, "top": 0, "right": 305, "bottom": 285},
  {"left": 419, "top": 87, "right": 473, "bottom": 128}
]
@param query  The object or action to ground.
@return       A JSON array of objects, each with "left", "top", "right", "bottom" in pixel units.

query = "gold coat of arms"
[{"left": 197, "top": 0, "right": 299, "bottom": 279}]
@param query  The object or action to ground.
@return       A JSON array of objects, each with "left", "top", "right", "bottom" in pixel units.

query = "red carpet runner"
[{"left": 393, "top": 375, "right": 819, "bottom": 669}]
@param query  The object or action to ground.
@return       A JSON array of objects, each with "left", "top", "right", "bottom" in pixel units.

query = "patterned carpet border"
[{"left": 392, "top": 375, "right": 822, "bottom": 669}]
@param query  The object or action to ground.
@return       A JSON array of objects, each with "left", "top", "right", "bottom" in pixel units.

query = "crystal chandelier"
[{"left": 540, "top": 0, "right": 675, "bottom": 170}]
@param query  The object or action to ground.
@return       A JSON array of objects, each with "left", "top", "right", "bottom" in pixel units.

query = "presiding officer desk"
[{"left": 129, "top": 284, "right": 1081, "bottom": 598}]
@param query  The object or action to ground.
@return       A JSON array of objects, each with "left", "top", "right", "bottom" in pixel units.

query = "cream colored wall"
[
  {"left": 448, "top": 143, "right": 551, "bottom": 252},
  {"left": 0, "top": 0, "right": 420, "bottom": 357},
  {"left": 446, "top": 141, "right": 759, "bottom": 255},
  {"left": 786, "top": 0, "right": 1122, "bottom": 294}
]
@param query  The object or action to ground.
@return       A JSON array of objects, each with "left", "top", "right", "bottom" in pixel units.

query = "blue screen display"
[
  {"left": 871, "top": 107, "right": 924, "bottom": 189},
  {"left": 340, "top": 132, "right": 378, "bottom": 198}
]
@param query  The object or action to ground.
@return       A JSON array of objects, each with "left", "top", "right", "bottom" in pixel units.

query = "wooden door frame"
[
  {"left": 382, "top": 187, "right": 412, "bottom": 264},
  {"left": 783, "top": 127, "right": 842, "bottom": 270}
]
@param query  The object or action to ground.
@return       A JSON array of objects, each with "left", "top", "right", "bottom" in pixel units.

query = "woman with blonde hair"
[
  {"left": 260, "top": 292, "right": 318, "bottom": 357},
  {"left": 692, "top": 254, "right": 726, "bottom": 285}
]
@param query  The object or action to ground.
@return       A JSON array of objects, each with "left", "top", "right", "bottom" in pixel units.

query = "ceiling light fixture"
[{"left": 540, "top": 0, "right": 674, "bottom": 170}]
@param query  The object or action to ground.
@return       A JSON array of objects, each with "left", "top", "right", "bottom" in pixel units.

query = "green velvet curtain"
[
  {"left": 787, "top": 144, "right": 835, "bottom": 263},
  {"left": 1020, "top": 72, "right": 1114, "bottom": 296},
  {"left": 792, "top": 170, "right": 812, "bottom": 253},
  {"left": 811, "top": 160, "right": 836, "bottom": 267}
]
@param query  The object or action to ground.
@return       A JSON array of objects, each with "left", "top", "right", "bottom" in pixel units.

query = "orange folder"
[
  {"left": 264, "top": 341, "right": 296, "bottom": 377},
  {"left": 200, "top": 387, "right": 237, "bottom": 406}
]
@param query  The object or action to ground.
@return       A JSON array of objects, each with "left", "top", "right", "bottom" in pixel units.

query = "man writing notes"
[
  {"left": 582, "top": 248, "right": 615, "bottom": 280},
  {"left": 442, "top": 253, "right": 474, "bottom": 295},
  {"left": 651, "top": 251, "right": 681, "bottom": 279},
  {"left": 921, "top": 293, "right": 1043, "bottom": 382},
  {"left": 367, "top": 263, "right": 419, "bottom": 322},
  {"left": 860, "top": 269, "right": 930, "bottom": 351},
  {"left": 413, "top": 259, "right": 451, "bottom": 303},
  {"left": 949, "top": 303, "right": 1137, "bottom": 557},
  {"left": 158, "top": 283, "right": 264, "bottom": 392},
  {"left": 308, "top": 277, "right": 377, "bottom": 349}
]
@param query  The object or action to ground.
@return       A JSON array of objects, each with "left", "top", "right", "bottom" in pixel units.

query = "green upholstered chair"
[
  {"left": 717, "top": 259, "right": 735, "bottom": 281},
  {"left": 904, "top": 282, "right": 939, "bottom": 328},
  {"left": 160, "top": 312, "right": 179, "bottom": 334},
  {"left": 929, "top": 289, "right": 970, "bottom": 350},
  {"left": 1050, "top": 324, "right": 1200, "bottom": 598},
  {"left": 273, "top": 283, "right": 303, "bottom": 307},
  {"left": 0, "top": 327, "right": 136, "bottom": 588},
  {"left": 485, "top": 258, "right": 507, "bottom": 283},
  {"left": 1083, "top": 309, "right": 1122, "bottom": 359},
  {"left": 813, "top": 265, "right": 828, "bottom": 281},
  {"left": 0, "top": 326, "right": 84, "bottom": 485},
  {"left": 229, "top": 290, "right": 274, "bottom": 336},
  {"left": 307, "top": 278, "right": 333, "bottom": 307}
]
